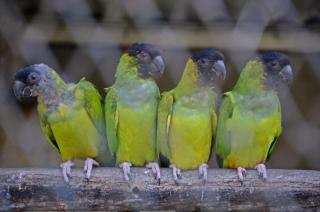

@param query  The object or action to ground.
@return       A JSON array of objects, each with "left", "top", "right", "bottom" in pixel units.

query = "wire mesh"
[{"left": 0, "top": 0, "right": 319, "bottom": 170}]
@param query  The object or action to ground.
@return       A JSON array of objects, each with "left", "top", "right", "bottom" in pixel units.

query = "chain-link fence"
[{"left": 0, "top": 0, "right": 319, "bottom": 170}]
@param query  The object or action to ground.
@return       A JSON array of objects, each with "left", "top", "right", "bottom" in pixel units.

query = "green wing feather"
[
  {"left": 75, "top": 79, "right": 105, "bottom": 135},
  {"left": 74, "top": 79, "right": 114, "bottom": 165},
  {"left": 37, "top": 103, "right": 60, "bottom": 153},
  {"left": 211, "top": 109, "right": 218, "bottom": 136},
  {"left": 266, "top": 136, "right": 278, "bottom": 161},
  {"left": 215, "top": 92, "right": 234, "bottom": 164},
  {"left": 156, "top": 91, "right": 174, "bottom": 160},
  {"left": 266, "top": 103, "right": 282, "bottom": 162},
  {"left": 104, "top": 87, "right": 119, "bottom": 157}
]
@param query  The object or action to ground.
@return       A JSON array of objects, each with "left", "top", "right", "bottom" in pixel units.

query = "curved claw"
[
  {"left": 60, "top": 160, "right": 74, "bottom": 183},
  {"left": 146, "top": 162, "right": 161, "bottom": 185},
  {"left": 120, "top": 162, "right": 132, "bottom": 182},
  {"left": 83, "top": 158, "right": 100, "bottom": 180}
]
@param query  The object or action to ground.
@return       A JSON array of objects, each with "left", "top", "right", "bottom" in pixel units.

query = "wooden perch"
[{"left": 0, "top": 168, "right": 319, "bottom": 211}]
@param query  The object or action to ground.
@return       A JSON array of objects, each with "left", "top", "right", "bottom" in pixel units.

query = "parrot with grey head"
[
  {"left": 104, "top": 43, "right": 165, "bottom": 183},
  {"left": 215, "top": 51, "right": 293, "bottom": 183},
  {"left": 13, "top": 64, "right": 112, "bottom": 182},
  {"left": 157, "top": 48, "right": 227, "bottom": 184}
]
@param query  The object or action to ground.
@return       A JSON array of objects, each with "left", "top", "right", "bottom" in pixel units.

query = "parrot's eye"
[
  {"left": 27, "top": 72, "right": 40, "bottom": 85},
  {"left": 136, "top": 51, "right": 151, "bottom": 62},
  {"left": 197, "top": 58, "right": 210, "bottom": 68},
  {"left": 271, "top": 61, "right": 280, "bottom": 70}
]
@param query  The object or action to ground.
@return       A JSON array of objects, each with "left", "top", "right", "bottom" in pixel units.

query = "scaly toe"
[
  {"left": 120, "top": 162, "right": 132, "bottom": 182},
  {"left": 84, "top": 158, "right": 100, "bottom": 180},
  {"left": 60, "top": 160, "right": 74, "bottom": 183}
]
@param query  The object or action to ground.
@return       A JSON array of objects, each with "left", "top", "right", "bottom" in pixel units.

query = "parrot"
[
  {"left": 13, "top": 64, "right": 112, "bottom": 182},
  {"left": 215, "top": 51, "right": 293, "bottom": 183},
  {"left": 157, "top": 48, "right": 227, "bottom": 184},
  {"left": 104, "top": 43, "right": 165, "bottom": 183}
]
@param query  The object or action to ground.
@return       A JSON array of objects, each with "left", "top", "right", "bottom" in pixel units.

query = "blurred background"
[{"left": 0, "top": 0, "right": 319, "bottom": 170}]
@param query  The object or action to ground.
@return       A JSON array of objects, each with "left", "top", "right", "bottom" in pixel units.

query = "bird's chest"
[
  {"left": 47, "top": 104, "right": 79, "bottom": 125},
  {"left": 235, "top": 94, "right": 280, "bottom": 119},
  {"left": 46, "top": 95, "right": 79, "bottom": 124},
  {"left": 171, "top": 92, "right": 212, "bottom": 137},
  {"left": 117, "top": 83, "right": 157, "bottom": 108},
  {"left": 175, "top": 92, "right": 212, "bottom": 113},
  {"left": 49, "top": 106, "right": 99, "bottom": 160}
]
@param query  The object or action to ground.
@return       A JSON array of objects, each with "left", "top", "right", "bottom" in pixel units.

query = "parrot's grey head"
[
  {"left": 13, "top": 64, "right": 52, "bottom": 100},
  {"left": 191, "top": 48, "right": 227, "bottom": 86},
  {"left": 258, "top": 51, "right": 293, "bottom": 89},
  {"left": 127, "top": 43, "right": 165, "bottom": 79}
]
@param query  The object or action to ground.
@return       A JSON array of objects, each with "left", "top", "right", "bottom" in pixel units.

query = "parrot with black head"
[
  {"left": 157, "top": 48, "right": 227, "bottom": 184},
  {"left": 13, "top": 64, "right": 112, "bottom": 182},
  {"left": 215, "top": 51, "right": 293, "bottom": 183},
  {"left": 104, "top": 43, "right": 165, "bottom": 183}
]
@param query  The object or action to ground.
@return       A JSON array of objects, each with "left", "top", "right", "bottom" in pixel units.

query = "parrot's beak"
[
  {"left": 13, "top": 80, "right": 32, "bottom": 100},
  {"left": 150, "top": 55, "right": 165, "bottom": 79},
  {"left": 279, "top": 65, "right": 293, "bottom": 85},
  {"left": 213, "top": 60, "right": 227, "bottom": 80}
]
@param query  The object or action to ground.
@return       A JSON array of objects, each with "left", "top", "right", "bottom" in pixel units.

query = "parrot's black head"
[
  {"left": 127, "top": 42, "right": 165, "bottom": 79},
  {"left": 191, "top": 48, "right": 227, "bottom": 86},
  {"left": 258, "top": 51, "right": 293, "bottom": 89},
  {"left": 13, "top": 64, "right": 51, "bottom": 100}
]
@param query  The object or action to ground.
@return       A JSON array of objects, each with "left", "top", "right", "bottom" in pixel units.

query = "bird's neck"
[
  {"left": 37, "top": 70, "right": 68, "bottom": 107},
  {"left": 175, "top": 58, "right": 211, "bottom": 97},
  {"left": 233, "top": 60, "right": 269, "bottom": 95},
  {"left": 114, "top": 54, "right": 142, "bottom": 85}
]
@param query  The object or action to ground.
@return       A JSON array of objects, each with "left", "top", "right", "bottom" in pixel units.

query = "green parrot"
[
  {"left": 215, "top": 51, "right": 293, "bottom": 182},
  {"left": 13, "top": 64, "right": 112, "bottom": 182},
  {"left": 105, "top": 43, "right": 165, "bottom": 183},
  {"left": 157, "top": 48, "right": 227, "bottom": 183}
]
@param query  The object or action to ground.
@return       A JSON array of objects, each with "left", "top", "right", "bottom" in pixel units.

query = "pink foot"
[
  {"left": 255, "top": 163, "right": 267, "bottom": 181},
  {"left": 60, "top": 160, "right": 74, "bottom": 183},
  {"left": 146, "top": 162, "right": 161, "bottom": 185},
  {"left": 237, "top": 167, "right": 247, "bottom": 183},
  {"left": 120, "top": 162, "right": 132, "bottom": 182},
  {"left": 83, "top": 158, "right": 100, "bottom": 180},
  {"left": 199, "top": 163, "right": 209, "bottom": 184},
  {"left": 170, "top": 164, "right": 182, "bottom": 185}
]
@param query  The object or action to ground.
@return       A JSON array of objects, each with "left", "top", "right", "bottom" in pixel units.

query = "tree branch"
[{"left": 0, "top": 168, "right": 319, "bottom": 210}]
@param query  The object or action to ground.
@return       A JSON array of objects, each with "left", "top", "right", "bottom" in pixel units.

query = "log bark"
[{"left": 0, "top": 168, "right": 319, "bottom": 211}]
